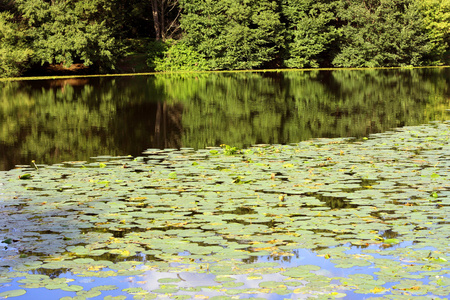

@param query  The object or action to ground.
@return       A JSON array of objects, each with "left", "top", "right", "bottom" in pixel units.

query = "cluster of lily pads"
[{"left": 0, "top": 121, "right": 449, "bottom": 299}]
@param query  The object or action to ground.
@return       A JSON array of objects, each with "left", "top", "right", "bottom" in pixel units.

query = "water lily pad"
[
  {"left": 61, "top": 285, "right": 84, "bottom": 292},
  {"left": 0, "top": 118, "right": 449, "bottom": 299},
  {"left": 104, "top": 296, "right": 127, "bottom": 300},
  {"left": 123, "top": 287, "right": 148, "bottom": 295},
  {"left": 0, "top": 289, "right": 27, "bottom": 297}
]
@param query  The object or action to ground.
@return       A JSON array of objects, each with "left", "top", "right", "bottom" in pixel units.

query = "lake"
[
  {"left": 0, "top": 68, "right": 449, "bottom": 299},
  {"left": 0, "top": 68, "right": 448, "bottom": 171}
]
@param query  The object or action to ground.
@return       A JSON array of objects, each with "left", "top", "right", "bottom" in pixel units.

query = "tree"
[
  {"left": 15, "top": 0, "right": 120, "bottom": 70},
  {"left": 0, "top": 0, "right": 16, "bottom": 11},
  {"left": 281, "top": 0, "right": 339, "bottom": 68},
  {"left": 0, "top": 11, "right": 33, "bottom": 77},
  {"left": 420, "top": 0, "right": 450, "bottom": 64},
  {"left": 333, "top": 0, "right": 434, "bottom": 67},
  {"left": 152, "top": 40, "right": 209, "bottom": 71},
  {"left": 150, "top": 0, "right": 182, "bottom": 41},
  {"left": 179, "top": 0, "right": 284, "bottom": 70}
]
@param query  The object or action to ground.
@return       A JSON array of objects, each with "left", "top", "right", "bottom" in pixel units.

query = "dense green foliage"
[
  {"left": 179, "top": 0, "right": 284, "bottom": 70},
  {"left": 0, "top": 0, "right": 449, "bottom": 76},
  {"left": 0, "top": 0, "right": 121, "bottom": 77},
  {"left": 151, "top": 40, "right": 209, "bottom": 71},
  {"left": 281, "top": 0, "right": 339, "bottom": 68},
  {"left": 0, "top": 12, "right": 33, "bottom": 77},
  {"left": 16, "top": 0, "right": 119, "bottom": 69},
  {"left": 421, "top": 0, "right": 450, "bottom": 63},
  {"left": 333, "top": 0, "right": 433, "bottom": 67}
]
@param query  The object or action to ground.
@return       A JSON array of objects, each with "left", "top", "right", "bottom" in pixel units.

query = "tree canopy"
[
  {"left": 0, "top": 11, "right": 33, "bottom": 76},
  {"left": 332, "top": 0, "right": 433, "bottom": 67},
  {"left": 0, "top": 0, "right": 449, "bottom": 77},
  {"left": 178, "top": 0, "right": 284, "bottom": 70}
]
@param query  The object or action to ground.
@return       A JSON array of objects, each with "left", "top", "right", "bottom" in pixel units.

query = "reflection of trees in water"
[
  {"left": 153, "top": 102, "right": 183, "bottom": 149},
  {"left": 0, "top": 78, "right": 183, "bottom": 170},
  {"left": 110, "top": 100, "right": 183, "bottom": 154},
  {"left": 241, "top": 248, "right": 306, "bottom": 266},
  {"left": 380, "top": 229, "right": 400, "bottom": 240},
  {"left": 0, "top": 68, "right": 448, "bottom": 170},
  {"left": 32, "top": 268, "right": 72, "bottom": 279},
  {"left": 31, "top": 252, "right": 150, "bottom": 279},
  {"left": 160, "top": 68, "right": 450, "bottom": 150},
  {"left": 47, "top": 78, "right": 90, "bottom": 90},
  {"left": 306, "top": 193, "right": 357, "bottom": 209}
]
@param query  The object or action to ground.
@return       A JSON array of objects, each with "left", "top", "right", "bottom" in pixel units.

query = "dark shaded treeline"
[{"left": 0, "top": 0, "right": 449, "bottom": 77}]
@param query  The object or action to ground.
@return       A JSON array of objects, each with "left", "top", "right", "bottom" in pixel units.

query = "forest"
[{"left": 0, "top": 0, "right": 449, "bottom": 77}]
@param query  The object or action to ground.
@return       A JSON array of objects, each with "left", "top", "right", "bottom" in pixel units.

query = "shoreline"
[{"left": 1, "top": 65, "right": 449, "bottom": 82}]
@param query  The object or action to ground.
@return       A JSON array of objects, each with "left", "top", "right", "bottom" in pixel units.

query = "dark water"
[{"left": 0, "top": 68, "right": 449, "bottom": 171}]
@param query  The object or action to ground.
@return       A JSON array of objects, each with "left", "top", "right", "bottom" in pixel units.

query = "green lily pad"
[
  {"left": 0, "top": 116, "right": 449, "bottom": 299},
  {"left": 0, "top": 289, "right": 27, "bottom": 297},
  {"left": 61, "top": 285, "right": 84, "bottom": 292}
]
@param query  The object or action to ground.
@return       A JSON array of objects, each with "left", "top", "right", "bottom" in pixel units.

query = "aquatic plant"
[{"left": 0, "top": 121, "right": 448, "bottom": 298}]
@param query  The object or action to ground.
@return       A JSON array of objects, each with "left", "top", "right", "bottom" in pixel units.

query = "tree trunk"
[
  {"left": 161, "top": 0, "right": 166, "bottom": 40},
  {"left": 151, "top": 0, "right": 161, "bottom": 40},
  {"left": 151, "top": 0, "right": 181, "bottom": 41}
]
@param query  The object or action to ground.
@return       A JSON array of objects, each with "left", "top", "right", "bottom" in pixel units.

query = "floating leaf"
[
  {"left": 383, "top": 239, "right": 400, "bottom": 245},
  {"left": 61, "top": 285, "right": 84, "bottom": 292},
  {"left": 0, "top": 120, "right": 449, "bottom": 299},
  {"left": 91, "top": 285, "right": 118, "bottom": 291},
  {"left": 1, "top": 238, "right": 12, "bottom": 244},
  {"left": 104, "top": 296, "right": 127, "bottom": 300},
  {"left": 123, "top": 287, "right": 148, "bottom": 295},
  {"left": 157, "top": 278, "right": 182, "bottom": 283},
  {"left": 18, "top": 174, "right": 32, "bottom": 179},
  {"left": 0, "top": 289, "right": 27, "bottom": 297}
]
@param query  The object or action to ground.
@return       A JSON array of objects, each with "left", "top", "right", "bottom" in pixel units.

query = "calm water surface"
[
  {"left": 0, "top": 69, "right": 449, "bottom": 299},
  {"left": 0, "top": 68, "right": 449, "bottom": 170}
]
